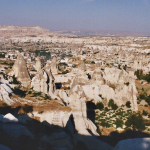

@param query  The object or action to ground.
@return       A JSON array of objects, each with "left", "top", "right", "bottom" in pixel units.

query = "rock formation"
[
  {"left": 31, "top": 58, "right": 60, "bottom": 100},
  {"left": 10, "top": 53, "right": 31, "bottom": 87},
  {"left": 69, "top": 66, "right": 138, "bottom": 110},
  {"left": 44, "top": 61, "right": 56, "bottom": 94},
  {"left": 35, "top": 56, "right": 41, "bottom": 72},
  {"left": 31, "top": 69, "right": 48, "bottom": 94},
  {"left": 114, "top": 138, "right": 150, "bottom": 150},
  {"left": 0, "top": 82, "right": 14, "bottom": 105},
  {"left": 51, "top": 57, "right": 58, "bottom": 74}
]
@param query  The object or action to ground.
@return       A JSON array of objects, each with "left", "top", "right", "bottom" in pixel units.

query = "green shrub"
[
  {"left": 142, "top": 110, "right": 148, "bottom": 116},
  {"left": 27, "top": 91, "right": 32, "bottom": 94},
  {"left": 22, "top": 104, "right": 33, "bottom": 114},
  {"left": 124, "top": 82, "right": 129, "bottom": 86},
  {"left": 114, "top": 118, "right": 124, "bottom": 128},
  {"left": 96, "top": 102, "right": 104, "bottom": 110},
  {"left": 11, "top": 75, "right": 21, "bottom": 84},
  {"left": 31, "top": 91, "right": 42, "bottom": 97},
  {"left": 100, "top": 121, "right": 111, "bottom": 128},
  {"left": 61, "top": 70, "right": 69, "bottom": 74},
  {"left": 139, "top": 94, "right": 146, "bottom": 100},
  {"left": 135, "top": 70, "right": 150, "bottom": 83},
  {"left": 126, "top": 101, "right": 131, "bottom": 108},
  {"left": 91, "top": 61, "right": 95, "bottom": 64},
  {"left": 118, "top": 64, "right": 121, "bottom": 70},
  {"left": 123, "top": 65, "right": 127, "bottom": 71},
  {"left": 108, "top": 99, "right": 118, "bottom": 110},
  {"left": 138, "top": 93, "right": 150, "bottom": 106},
  {"left": 44, "top": 94, "right": 49, "bottom": 100},
  {"left": 104, "top": 107, "right": 109, "bottom": 112},
  {"left": 2, "top": 103, "right": 9, "bottom": 107},
  {"left": 108, "top": 99, "right": 114, "bottom": 107},
  {"left": 99, "top": 94, "right": 104, "bottom": 100},
  {"left": 125, "top": 112, "right": 145, "bottom": 131},
  {"left": 111, "top": 103, "right": 118, "bottom": 110},
  {"left": 116, "top": 110, "right": 124, "bottom": 116}
]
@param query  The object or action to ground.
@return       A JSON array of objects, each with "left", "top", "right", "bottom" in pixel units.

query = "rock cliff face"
[{"left": 10, "top": 53, "right": 31, "bottom": 87}]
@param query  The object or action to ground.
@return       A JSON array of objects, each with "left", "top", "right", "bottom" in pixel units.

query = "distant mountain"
[
  {"left": 1, "top": 25, "right": 150, "bottom": 37},
  {"left": 0, "top": 25, "right": 57, "bottom": 38},
  {"left": 55, "top": 30, "right": 150, "bottom": 37}
]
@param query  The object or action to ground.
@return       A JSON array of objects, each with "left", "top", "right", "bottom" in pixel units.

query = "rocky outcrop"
[
  {"left": 44, "top": 61, "right": 56, "bottom": 94},
  {"left": 31, "top": 69, "right": 48, "bottom": 94},
  {"left": 31, "top": 58, "right": 56, "bottom": 96},
  {"left": 74, "top": 133, "right": 113, "bottom": 150},
  {"left": 35, "top": 56, "right": 41, "bottom": 72},
  {"left": 9, "top": 53, "right": 31, "bottom": 87},
  {"left": 0, "top": 113, "right": 34, "bottom": 139},
  {"left": 0, "top": 82, "right": 14, "bottom": 105},
  {"left": 51, "top": 57, "right": 58, "bottom": 74},
  {"left": 114, "top": 138, "right": 150, "bottom": 150},
  {"left": 103, "top": 67, "right": 138, "bottom": 110},
  {"left": 69, "top": 66, "right": 138, "bottom": 110},
  {"left": 2, "top": 113, "right": 18, "bottom": 123}
]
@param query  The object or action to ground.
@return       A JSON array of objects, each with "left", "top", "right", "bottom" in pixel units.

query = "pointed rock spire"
[{"left": 11, "top": 53, "right": 31, "bottom": 87}]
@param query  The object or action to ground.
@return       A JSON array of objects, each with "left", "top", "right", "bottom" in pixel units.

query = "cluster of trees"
[
  {"left": 138, "top": 93, "right": 150, "bottom": 106},
  {"left": 135, "top": 69, "right": 150, "bottom": 83},
  {"left": 95, "top": 99, "right": 145, "bottom": 131},
  {"left": 34, "top": 50, "right": 51, "bottom": 58}
]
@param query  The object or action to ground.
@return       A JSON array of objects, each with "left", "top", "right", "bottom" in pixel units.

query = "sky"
[{"left": 0, "top": 0, "right": 150, "bottom": 33}]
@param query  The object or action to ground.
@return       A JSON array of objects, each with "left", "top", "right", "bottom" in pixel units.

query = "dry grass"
[{"left": 100, "top": 126, "right": 116, "bottom": 136}]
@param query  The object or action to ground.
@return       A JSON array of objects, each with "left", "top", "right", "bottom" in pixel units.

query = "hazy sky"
[{"left": 0, "top": 0, "right": 150, "bottom": 33}]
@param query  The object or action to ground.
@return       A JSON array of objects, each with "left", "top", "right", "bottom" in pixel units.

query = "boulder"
[
  {"left": 114, "top": 138, "right": 150, "bottom": 150},
  {"left": 2, "top": 113, "right": 18, "bottom": 123}
]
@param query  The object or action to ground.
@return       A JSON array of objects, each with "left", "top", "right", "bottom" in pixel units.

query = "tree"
[
  {"left": 96, "top": 102, "right": 104, "bottom": 110},
  {"left": 115, "top": 118, "right": 124, "bottom": 128},
  {"left": 108, "top": 99, "right": 118, "bottom": 110},
  {"left": 126, "top": 101, "right": 131, "bottom": 108},
  {"left": 125, "top": 112, "right": 145, "bottom": 131},
  {"left": 108, "top": 99, "right": 114, "bottom": 107}
]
